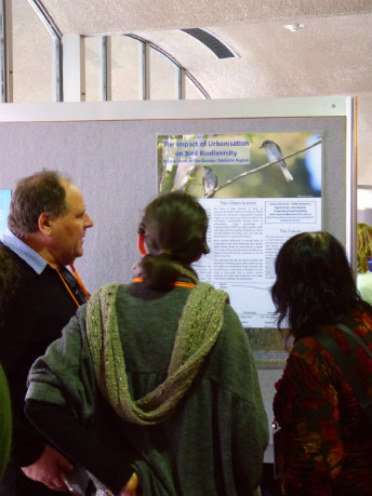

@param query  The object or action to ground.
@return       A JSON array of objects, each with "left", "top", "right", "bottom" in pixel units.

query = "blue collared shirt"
[{"left": 0, "top": 228, "right": 48, "bottom": 275}]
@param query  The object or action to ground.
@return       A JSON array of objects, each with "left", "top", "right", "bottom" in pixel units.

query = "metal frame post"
[
  {"left": 27, "top": 0, "right": 63, "bottom": 101},
  {"left": 139, "top": 40, "right": 150, "bottom": 100},
  {"left": 99, "top": 36, "right": 111, "bottom": 101},
  {"left": 345, "top": 96, "right": 358, "bottom": 274},
  {"left": 175, "top": 65, "right": 185, "bottom": 100},
  {"left": 0, "top": 0, "right": 13, "bottom": 102}
]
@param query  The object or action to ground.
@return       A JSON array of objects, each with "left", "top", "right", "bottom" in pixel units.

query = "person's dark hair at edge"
[
  {"left": 137, "top": 191, "right": 210, "bottom": 290},
  {"left": 7, "top": 170, "right": 69, "bottom": 239},
  {"left": 271, "top": 231, "right": 371, "bottom": 340}
]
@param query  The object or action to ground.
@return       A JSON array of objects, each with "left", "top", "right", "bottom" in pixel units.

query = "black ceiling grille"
[{"left": 181, "top": 28, "right": 236, "bottom": 59}]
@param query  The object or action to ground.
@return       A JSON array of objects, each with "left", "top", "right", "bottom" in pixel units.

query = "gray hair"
[{"left": 8, "top": 170, "right": 70, "bottom": 238}]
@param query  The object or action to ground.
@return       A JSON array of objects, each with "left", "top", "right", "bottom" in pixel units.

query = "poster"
[
  {"left": 0, "top": 189, "right": 11, "bottom": 236},
  {"left": 157, "top": 132, "right": 322, "bottom": 328}
]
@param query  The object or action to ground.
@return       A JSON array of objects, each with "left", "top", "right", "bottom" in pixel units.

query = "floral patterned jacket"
[{"left": 273, "top": 306, "right": 372, "bottom": 496}]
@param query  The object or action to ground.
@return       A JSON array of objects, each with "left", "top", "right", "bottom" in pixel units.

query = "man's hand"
[
  {"left": 21, "top": 443, "right": 73, "bottom": 492},
  {"left": 119, "top": 472, "right": 139, "bottom": 496}
]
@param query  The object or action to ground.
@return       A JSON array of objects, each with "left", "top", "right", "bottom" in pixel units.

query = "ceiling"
[{"left": 10, "top": 0, "right": 372, "bottom": 187}]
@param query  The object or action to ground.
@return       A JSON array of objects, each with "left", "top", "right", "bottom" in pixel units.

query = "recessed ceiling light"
[
  {"left": 284, "top": 23, "right": 305, "bottom": 32},
  {"left": 181, "top": 29, "right": 236, "bottom": 59}
]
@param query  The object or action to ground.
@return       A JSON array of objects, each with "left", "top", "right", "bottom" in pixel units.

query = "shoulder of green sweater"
[
  {"left": 220, "top": 303, "right": 246, "bottom": 336},
  {"left": 223, "top": 301, "right": 241, "bottom": 319},
  {"left": 212, "top": 307, "right": 253, "bottom": 364},
  {"left": 87, "top": 282, "right": 127, "bottom": 303}
]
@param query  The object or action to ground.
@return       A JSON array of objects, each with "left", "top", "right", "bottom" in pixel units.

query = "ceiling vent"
[{"left": 181, "top": 28, "right": 236, "bottom": 59}]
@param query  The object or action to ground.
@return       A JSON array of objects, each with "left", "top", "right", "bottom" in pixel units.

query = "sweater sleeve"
[
  {"left": 217, "top": 388, "right": 269, "bottom": 495},
  {"left": 25, "top": 308, "right": 136, "bottom": 494},
  {"left": 25, "top": 399, "right": 134, "bottom": 495},
  {"left": 209, "top": 305, "right": 269, "bottom": 495}
]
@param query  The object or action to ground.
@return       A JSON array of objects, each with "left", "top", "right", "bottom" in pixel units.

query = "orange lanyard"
[
  {"left": 49, "top": 263, "right": 90, "bottom": 307},
  {"left": 69, "top": 264, "right": 90, "bottom": 299},
  {"left": 132, "top": 277, "right": 196, "bottom": 289}
]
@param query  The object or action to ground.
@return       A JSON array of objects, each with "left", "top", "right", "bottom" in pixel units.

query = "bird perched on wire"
[
  {"left": 259, "top": 140, "right": 293, "bottom": 182},
  {"left": 202, "top": 166, "right": 218, "bottom": 196}
]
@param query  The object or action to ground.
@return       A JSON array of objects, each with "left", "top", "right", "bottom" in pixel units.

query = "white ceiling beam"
[{"left": 62, "top": 34, "right": 86, "bottom": 102}]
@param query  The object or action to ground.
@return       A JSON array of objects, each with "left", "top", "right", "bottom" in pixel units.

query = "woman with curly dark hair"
[{"left": 271, "top": 231, "right": 372, "bottom": 496}]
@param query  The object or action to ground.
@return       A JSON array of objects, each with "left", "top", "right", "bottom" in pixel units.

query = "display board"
[
  {"left": 0, "top": 97, "right": 356, "bottom": 452},
  {"left": 0, "top": 99, "right": 354, "bottom": 328}
]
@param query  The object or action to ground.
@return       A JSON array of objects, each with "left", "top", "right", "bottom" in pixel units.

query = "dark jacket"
[{"left": 0, "top": 243, "right": 81, "bottom": 495}]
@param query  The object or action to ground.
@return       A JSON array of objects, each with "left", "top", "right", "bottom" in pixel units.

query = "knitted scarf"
[{"left": 86, "top": 276, "right": 228, "bottom": 425}]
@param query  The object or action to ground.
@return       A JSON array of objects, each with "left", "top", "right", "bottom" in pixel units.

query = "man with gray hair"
[{"left": 0, "top": 170, "right": 93, "bottom": 495}]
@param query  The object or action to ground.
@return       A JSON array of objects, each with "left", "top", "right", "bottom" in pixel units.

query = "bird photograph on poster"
[{"left": 157, "top": 132, "right": 322, "bottom": 199}]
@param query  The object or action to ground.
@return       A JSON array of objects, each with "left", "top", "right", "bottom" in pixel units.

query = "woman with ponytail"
[
  {"left": 135, "top": 191, "right": 210, "bottom": 290},
  {"left": 25, "top": 192, "right": 268, "bottom": 496}
]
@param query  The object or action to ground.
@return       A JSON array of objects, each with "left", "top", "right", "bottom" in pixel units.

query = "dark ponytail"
[{"left": 137, "top": 192, "right": 209, "bottom": 290}]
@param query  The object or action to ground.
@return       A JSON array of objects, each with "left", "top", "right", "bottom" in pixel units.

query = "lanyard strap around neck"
[
  {"left": 50, "top": 263, "right": 90, "bottom": 307},
  {"left": 132, "top": 277, "right": 196, "bottom": 289},
  {"left": 69, "top": 263, "right": 90, "bottom": 299}
]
